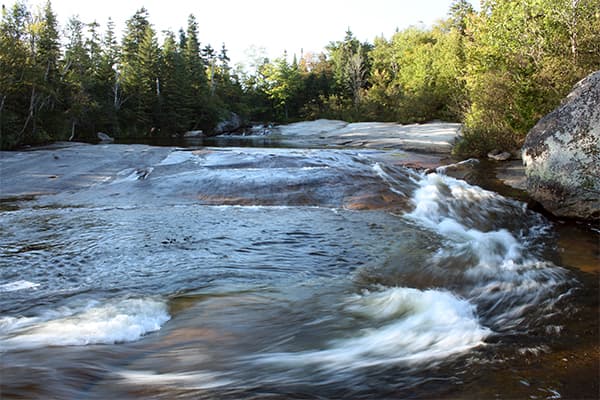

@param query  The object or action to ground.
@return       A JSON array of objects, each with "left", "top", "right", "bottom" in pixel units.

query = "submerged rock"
[{"left": 522, "top": 71, "right": 600, "bottom": 220}]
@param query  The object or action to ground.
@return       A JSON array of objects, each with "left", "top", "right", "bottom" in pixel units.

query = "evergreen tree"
[
  {"left": 449, "top": 0, "right": 474, "bottom": 34},
  {"left": 27, "top": 0, "right": 61, "bottom": 142},
  {"left": 0, "top": 1, "right": 31, "bottom": 147},
  {"left": 160, "top": 31, "right": 188, "bottom": 133},
  {"left": 182, "top": 14, "right": 213, "bottom": 130},
  {"left": 136, "top": 24, "right": 161, "bottom": 129},
  {"left": 119, "top": 8, "right": 151, "bottom": 134},
  {"left": 202, "top": 44, "right": 217, "bottom": 96},
  {"left": 86, "top": 21, "right": 102, "bottom": 76},
  {"left": 364, "top": 36, "right": 402, "bottom": 120},
  {"left": 218, "top": 43, "right": 230, "bottom": 73},
  {"left": 121, "top": 7, "right": 149, "bottom": 64},
  {"left": 95, "top": 17, "right": 120, "bottom": 132},
  {"left": 62, "top": 16, "right": 93, "bottom": 139}
]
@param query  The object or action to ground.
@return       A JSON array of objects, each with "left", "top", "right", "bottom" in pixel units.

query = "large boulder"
[
  {"left": 522, "top": 71, "right": 600, "bottom": 220},
  {"left": 214, "top": 112, "right": 242, "bottom": 134}
]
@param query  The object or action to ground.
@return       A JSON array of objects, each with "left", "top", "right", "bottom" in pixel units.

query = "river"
[{"left": 0, "top": 139, "right": 597, "bottom": 399}]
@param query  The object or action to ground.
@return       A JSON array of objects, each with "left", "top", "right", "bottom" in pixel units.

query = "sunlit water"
[{"left": 0, "top": 145, "right": 597, "bottom": 399}]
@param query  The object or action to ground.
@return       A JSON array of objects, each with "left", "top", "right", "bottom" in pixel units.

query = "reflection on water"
[{"left": 0, "top": 145, "right": 597, "bottom": 399}]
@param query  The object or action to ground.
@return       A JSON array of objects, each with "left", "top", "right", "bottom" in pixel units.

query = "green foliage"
[
  {"left": 260, "top": 53, "right": 304, "bottom": 120},
  {"left": 460, "top": 0, "right": 600, "bottom": 154},
  {"left": 0, "top": 0, "right": 61, "bottom": 146},
  {"left": 0, "top": 2, "right": 244, "bottom": 147},
  {"left": 326, "top": 30, "right": 372, "bottom": 106},
  {"left": 1, "top": 0, "right": 598, "bottom": 152}
]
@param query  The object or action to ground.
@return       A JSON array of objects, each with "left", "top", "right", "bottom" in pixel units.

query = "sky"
[{"left": 15, "top": 0, "right": 463, "bottom": 66}]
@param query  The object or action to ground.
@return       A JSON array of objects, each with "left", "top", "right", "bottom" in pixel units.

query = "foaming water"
[
  {"left": 0, "top": 297, "right": 169, "bottom": 350},
  {"left": 0, "top": 280, "right": 40, "bottom": 292},
  {"left": 400, "top": 172, "right": 572, "bottom": 333},
  {"left": 118, "top": 370, "right": 234, "bottom": 390},
  {"left": 255, "top": 287, "right": 489, "bottom": 371}
]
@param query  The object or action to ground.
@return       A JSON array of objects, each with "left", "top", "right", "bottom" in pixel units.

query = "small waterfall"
[{"left": 402, "top": 172, "right": 573, "bottom": 333}]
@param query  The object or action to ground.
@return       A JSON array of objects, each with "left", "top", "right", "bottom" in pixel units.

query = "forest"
[{"left": 1, "top": 0, "right": 599, "bottom": 154}]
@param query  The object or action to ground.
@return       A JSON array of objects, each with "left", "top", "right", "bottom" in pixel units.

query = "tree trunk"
[
  {"left": 0, "top": 94, "right": 6, "bottom": 137},
  {"left": 18, "top": 86, "right": 37, "bottom": 141},
  {"left": 570, "top": 0, "right": 580, "bottom": 64},
  {"left": 113, "top": 70, "right": 121, "bottom": 110},
  {"left": 209, "top": 63, "right": 216, "bottom": 96},
  {"left": 69, "top": 121, "right": 76, "bottom": 141}
]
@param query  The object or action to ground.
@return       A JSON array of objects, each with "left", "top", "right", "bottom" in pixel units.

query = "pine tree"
[
  {"left": 28, "top": 0, "right": 61, "bottom": 142},
  {"left": 202, "top": 44, "right": 217, "bottom": 96},
  {"left": 37, "top": 0, "right": 60, "bottom": 90},
  {"left": 218, "top": 43, "right": 230, "bottom": 73},
  {"left": 160, "top": 31, "right": 189, "bottom": 133},
  {"left": 0, "top": 1, "right": 31, "bottom": 147},
  {"left": 119, "top": 8, "right": 151, "bottom": 134},
  {"left": 62, "top": 16, "right": 93, "bottom": 139},
  {"left": 121, "top": 7, "right": 149, "bottom": 65},
  {"left": 182, "top": 14, "right": 213, "bottom": 130},
  {"left": 86, "top": 21, "right": 102, "bottom": 76},
  {"left": 93, "top": 17, "right": 120, "bottom": 133},
  {"left": 136, "top": 24, "right": 161, "bottom": 129}
]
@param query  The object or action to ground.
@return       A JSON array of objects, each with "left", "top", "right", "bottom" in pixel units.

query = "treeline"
[
  {"left": 1, "top": 0, "right": 599, "bottom": 154},
  {"left": 253, "top": 0, "right": 599, "bottom": 155},
  {"left": 1, "top": 2, "right": 245, "bottom": 148}
]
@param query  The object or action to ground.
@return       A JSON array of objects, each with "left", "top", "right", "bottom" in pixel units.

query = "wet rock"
[
  {"left": 97, "top": 132, "right": 114, "bottom": 143},
  {"left": 522, "top": 71, "right": 600, "bottom": 220},
  {"left": 431, "top": 158, "right": 479, "bottom": 180},
  {"left": 487, "top": 150, "right": 512, "bottom": 161},
  {"left": 0, "top": 144, "right": 172, "bottom": 198}
]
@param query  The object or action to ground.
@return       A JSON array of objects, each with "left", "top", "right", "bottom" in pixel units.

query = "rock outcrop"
[
  {"left": 214, "top": 112, "right": 242, "bottom": 134},
  {"left": 522, "top": 71, "right": 600, "bottom": 220},
  {"left": 271, "top": 120, "right": 461, "bottom": 153}
]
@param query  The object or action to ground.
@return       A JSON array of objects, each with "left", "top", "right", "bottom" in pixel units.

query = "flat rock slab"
[
  {"left": 271, "top": 119, "right": 461, "bottom": 153},
  {"left": 1, "top": 144, "right": 443, "bottom": 212},
  {"left": 0, "top": 143, "right": 172, "bottom": 199}
]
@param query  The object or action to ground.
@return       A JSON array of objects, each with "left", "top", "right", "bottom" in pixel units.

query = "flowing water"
[{"left": 0, "top": 143, "right": 597, "bottom": 399}]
